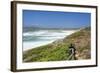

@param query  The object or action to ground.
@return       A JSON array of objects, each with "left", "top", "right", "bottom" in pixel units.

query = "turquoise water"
[{"left": 23, "top": 30, "right": 76, "bottom": 51}]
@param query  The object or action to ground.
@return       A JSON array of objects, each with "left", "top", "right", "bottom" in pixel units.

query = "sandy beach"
[{"left": 23, "top": 30, "right": 77, "bottom": 51}]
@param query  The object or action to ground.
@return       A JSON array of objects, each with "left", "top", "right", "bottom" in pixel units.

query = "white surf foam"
[{"left": 23, "top": 30, "right": 77, "bottom": 51}]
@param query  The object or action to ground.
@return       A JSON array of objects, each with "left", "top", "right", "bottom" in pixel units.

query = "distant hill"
[
  {"left": 23, "top": 27, "right": 91, "bottom": 62},
  {"left": 23, "top": 26, "right": 80, "bottom": 32}
]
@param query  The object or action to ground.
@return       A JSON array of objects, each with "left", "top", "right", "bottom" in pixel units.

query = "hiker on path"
[{"left": 68, "top": 44, "right": 76, "bottom": 60}]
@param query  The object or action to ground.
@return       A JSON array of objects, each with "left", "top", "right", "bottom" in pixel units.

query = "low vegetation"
[{"left": 23, "top": 27, "right": 91, "bottom": 62}]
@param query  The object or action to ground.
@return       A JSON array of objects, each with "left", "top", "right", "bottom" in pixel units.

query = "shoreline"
[{"left": 23, "top": 30, "right": 78, "bottom": 51}]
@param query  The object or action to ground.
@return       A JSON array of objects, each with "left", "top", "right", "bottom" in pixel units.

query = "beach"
[{"left": 23, "top": 30, "right": 77, "bottom": 51}]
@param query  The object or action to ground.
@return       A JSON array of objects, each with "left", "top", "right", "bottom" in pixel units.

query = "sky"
[{"left": 23, "top": 10, "right": 91, "bottom": 28}]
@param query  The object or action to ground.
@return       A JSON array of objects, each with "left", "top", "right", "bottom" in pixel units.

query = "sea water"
[{"left": 23, "top": 30, "right": 76, "bottom": 51}]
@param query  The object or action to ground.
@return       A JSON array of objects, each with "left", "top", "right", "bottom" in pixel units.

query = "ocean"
[{"left": 23, "top": 30, "right": 76, "bottom": 51}]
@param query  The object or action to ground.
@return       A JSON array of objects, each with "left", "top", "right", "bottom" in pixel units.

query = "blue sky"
[{"left": 23, "top": 10, "right": 91, "bottom": 28}]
